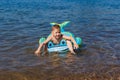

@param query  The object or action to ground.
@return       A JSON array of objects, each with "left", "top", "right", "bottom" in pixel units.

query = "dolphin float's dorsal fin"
[
  {"left": 50, "top": 21, "right": 70, "bottom": 32},
  {"left": 59, "top": 21, "right": 70, "bottom": 29}
]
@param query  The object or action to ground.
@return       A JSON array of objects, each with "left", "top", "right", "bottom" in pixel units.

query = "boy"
[{"left": 34, "top": 25, "right": 78, "bottom": 56}]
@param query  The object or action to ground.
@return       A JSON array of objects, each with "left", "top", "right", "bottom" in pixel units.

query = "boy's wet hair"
[{"left": 52, "top": 24, "right": 61, "bottom": 31}]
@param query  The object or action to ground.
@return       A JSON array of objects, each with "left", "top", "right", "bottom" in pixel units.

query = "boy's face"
[{"left": 52, "top": 29, "right": 61, "bottom": 39}]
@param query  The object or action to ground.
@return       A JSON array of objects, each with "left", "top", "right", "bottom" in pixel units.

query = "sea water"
[{"left": 0, "top": 0, "right": 120, "bottom": 79}]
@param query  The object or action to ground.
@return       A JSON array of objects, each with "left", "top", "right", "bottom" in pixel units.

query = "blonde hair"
[{"left": 52, "top": 24, "right": 61, "bottom": 31}]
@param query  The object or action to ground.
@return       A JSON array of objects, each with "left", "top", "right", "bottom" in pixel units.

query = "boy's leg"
[{"left": 66, "top": 40, "right": 76, "bottom": 54}]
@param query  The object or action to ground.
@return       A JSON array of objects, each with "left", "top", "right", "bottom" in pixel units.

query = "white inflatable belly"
[{"left": 48, "top": 46, "right": 68, "bottom": 52}]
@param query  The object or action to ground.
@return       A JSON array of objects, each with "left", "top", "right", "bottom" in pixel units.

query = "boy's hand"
[
  {"left": 34, "top": 50, "right": 41, "bottom": 56},
  {"left": 74, "top": 44, "right": 79, "bottom": 49}
]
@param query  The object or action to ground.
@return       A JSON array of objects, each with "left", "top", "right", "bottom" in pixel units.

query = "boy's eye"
[{"left": 56, "top": 32, "right": 60, "bottom": 34}]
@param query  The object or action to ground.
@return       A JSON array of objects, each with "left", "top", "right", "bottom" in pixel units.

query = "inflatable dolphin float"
[{"left": 39, "top": 21, "right": 82, "bottom": 52}]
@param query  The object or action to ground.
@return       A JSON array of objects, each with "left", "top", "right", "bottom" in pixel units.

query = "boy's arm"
[
  {"left": 34, "top": 35, "right": 52, "bottom": 56},
  {"left": 34, "top": 43, "right": 44, "bottom": 56},
  {"left": 63, "top": 35, "right": 78, "bottom": 48},
  {"left": 36, "top": 36, "right": 52, "bottom": 51},
  {"left": 43, "top": 35, "right": 52, "bottom": 44}
]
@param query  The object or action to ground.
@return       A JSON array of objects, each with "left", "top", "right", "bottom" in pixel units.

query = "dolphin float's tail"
[{"left": 50, "top": 21, "right": 70, "bottom": 32}]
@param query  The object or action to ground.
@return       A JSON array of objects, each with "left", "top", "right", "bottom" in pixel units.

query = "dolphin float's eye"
[
  {"left": 60, "top": 39, "right": 66, "bottom": 46},
  {"left": 62, "top": 41, "right": 65, "bottom": 44},
  {"left": 48, "top": 41, "right": 54, "bottom": 48}
]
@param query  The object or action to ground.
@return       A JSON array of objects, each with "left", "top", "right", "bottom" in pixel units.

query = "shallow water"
[{"left": 0, "top": 0, "right": 120, "bottom": 79}]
